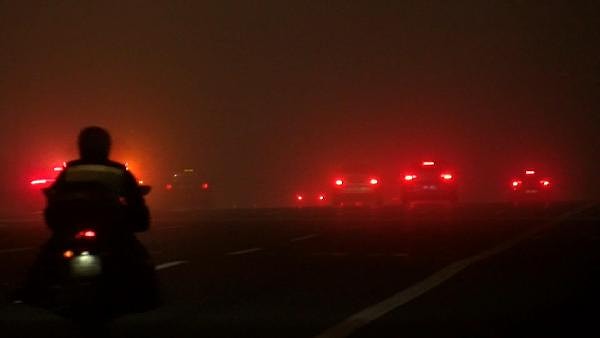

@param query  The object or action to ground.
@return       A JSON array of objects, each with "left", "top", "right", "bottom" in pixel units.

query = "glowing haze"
[{"left": 1, "top": 2, "right": 599, "bottom": 211}]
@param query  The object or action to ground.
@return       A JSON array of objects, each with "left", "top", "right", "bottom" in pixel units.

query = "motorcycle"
[{"left": 21, "top": 184, "right": 159, "bottom": 323}]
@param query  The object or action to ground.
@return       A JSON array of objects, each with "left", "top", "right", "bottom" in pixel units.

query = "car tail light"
[
  {"left": 540, "top": 180, "right": 550, "bottom": 187},
  {"left": 440, "top": 173, "right": 453, "bottom": 180},
  {"left": 525, "top": 170, "right": 535, "bottom": 175},
  {"left": 296, "top": 195, "right": 303, "bottom": 201},
  {"left": 30, "top": 179, "right": 49, "bottom": 185},
  {"left": 512, "top": 180, "right": 522, "bottom": 189},
  {"left": 53, "top": 166, "right": 64, "bottom": 172},
  {"left": 76, "top": 230, "right": 96, "bottom": 239},
  {"left": 165, "top": 183, "right": 173, "bottom": 190},
  {"left": 201, "top": 183, "right": 209, "bottom": 190},
  {"left": 369, "top": 178, "right": 379, "bottom": 185},
  {"left": 318, "top": 194, "right": 325, "bottom": 201},
  {"left": 63, "top": 250, "right": 74, "bottom": 259},
  {"left": 422, "top": 161, "right": 435, "bottom": 166},
  {"left": 335, "top": 179, "right": 344, "bottom": 186},
  {"left": 404, "top": 175, "right": 416, "bottom": 181}
]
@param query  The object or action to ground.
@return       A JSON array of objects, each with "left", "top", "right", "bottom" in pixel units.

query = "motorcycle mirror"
[
  {"left": 42, "top": 187, "right": 51, "bottom": 197},
  {"left": 139, "top": 185, "right": 152, "bottom": 195}
]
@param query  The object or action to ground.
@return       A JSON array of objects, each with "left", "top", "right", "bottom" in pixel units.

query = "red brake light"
[
  {"left": 53, "top": 166, "right": 64, "bottom": 172},
  {"left": 201, "top": 183, "right": 209, "bottom": 190},
  {"left": 540, "top": 180, "right": 550, "bottom": 187},
  {"left": 296, "top": 195, "right": 303, "bottom": 201},
  {"left": 512, "top": 180, "right": 522, "bottom": 188},
  {"left": 369, "top": 178, "right": 379, "bottom": 185},
  {"left": 335, "top": 179, "right": 343, "bottom": 186},
  {"left": 525, "top": 170, "right": 535, "bottom": 175},
  {"left": 318, "top": 194, "right": 325, "bottom": 201},
  {"left": 404, "top": 175, "right": 416, "bottom": 181},
  {"left": 440, "top": 173, "right": 453, "bottom": 180},
  {"left": 165, "top": 183, "right": 173, "bottom": 190},
  {"left": 422, "top": 161, "right": 435, "bottom": 166},
  {"left": 76, "top": 230, "right": 96, "bottom": 239},
  {"left": 63, "top": 250, "right": 74, "bottom": 259}
]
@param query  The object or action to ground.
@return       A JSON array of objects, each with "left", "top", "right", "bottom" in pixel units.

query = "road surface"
[{"left": 0, "top": 202, "right": 598, "bottom": 337}]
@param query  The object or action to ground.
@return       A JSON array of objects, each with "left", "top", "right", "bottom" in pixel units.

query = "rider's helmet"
[{"left": 78, "top": 126, "right": 111, "bottom": 162}]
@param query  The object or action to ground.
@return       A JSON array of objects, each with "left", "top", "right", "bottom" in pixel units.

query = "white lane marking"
[
  {"left": 315, "top": 202, "right": 596, "bottom": 338},
  {"left": 311, "top": 252, "right": 349, "bottom": 257},
  {"left": 159, "top": 225, "right": 188, "bottom": 230},
  {"left": 226, "top": 247, "right": 263, "bottom": 256},
  {"left": 0, "top": 247, "right": 34, "bottom": 254},
  {"left": 392, "top": 253, "right": 409, "bottom": 257},
  {"left": 331, "top": 252, "right": 348, "bottom": 257},
  {"left": 155, "top": 260, "right": 188, "bottom": 271},
  {"left": 367, "top": 253, "right": 385, "bottom": 257},
  {"left": 571, "top": 217, "right": 600, "bottom": 222},
  {"left": 290, "top": 234, "right": 319, "bottom": 242},
  {"left": 0, "top": 218, "right": 42, "bottom": 224}
]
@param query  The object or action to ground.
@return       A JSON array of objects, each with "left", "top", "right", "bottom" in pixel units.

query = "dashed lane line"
[
  {"left": 310, "top": 252, "right": 409, "bottom": 258},
  {"left": 155, "top": 260, "right": 188, "bottom": 271},
  {"left": 311, "top": 252, "right": 349, "bottom": 257},
  {"left": 0, "top": 247, "right": 34, "bottom": 254},
  {"left": 392, "top": 253, "right": 409, "bottom": 257},
  {"left": 290, "top": 234, "right": 319, "bottom": 242},
  {"left": 226, "top": 247, "right": 263, "bottom": 256},
  {"left": 315, "top": 202, "right": 597, "bottom": 338},
  {"left": 158, "top": 225, "right": 188, "bottom": 230}
]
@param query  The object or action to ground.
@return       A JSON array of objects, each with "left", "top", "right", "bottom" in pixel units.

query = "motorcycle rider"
[
  {"left": 19, "top": 126, "right": 158, "bottom": 313},
  {"left": 44, "top": 126, "right": 149, "bottom": 231}
]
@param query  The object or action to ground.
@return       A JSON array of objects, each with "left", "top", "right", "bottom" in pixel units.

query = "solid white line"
[
  {"left": 290, "top": 234, "right": 319, "bottom": 242},
  {"left": 0, "top": 247, "right": 34, "bottom": 254},
  {"left": 226, "top": 247, "right": 263, "bottom": 256},
  {"left": 155, "top": 260, "right": 188, "bottom": 271},
  {"left": 315, "top": 202, "right": 596, "bottom": 338}
]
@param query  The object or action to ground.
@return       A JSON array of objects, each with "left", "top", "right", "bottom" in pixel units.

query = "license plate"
[
  {"left": 346, "top": 187, "right": 370, "bottom": 193},
  {"left": 70, "top": 254, "right": 102, "bottom": 277},
  {"left": 525, "top": 189, "right": 538, "bottom": 194},
  {"left": 422, "top": 185, "right": 438, "bottom": 190}
]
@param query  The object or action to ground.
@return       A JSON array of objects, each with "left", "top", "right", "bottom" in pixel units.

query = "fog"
[{"left": 1, "top": 1, "right": 599, "bottom": 211}]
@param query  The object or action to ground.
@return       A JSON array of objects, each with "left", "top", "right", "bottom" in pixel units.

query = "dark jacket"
[{"left": 44, "top": 159, "right": 150, "bottom": 233}]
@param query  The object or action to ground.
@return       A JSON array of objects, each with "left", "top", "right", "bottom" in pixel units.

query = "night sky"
[{"left": 1, "top": 1, "right": 599, "bottom": 209}]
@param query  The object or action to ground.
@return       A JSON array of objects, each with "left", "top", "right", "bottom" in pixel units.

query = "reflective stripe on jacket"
[{"left": 63, "top": 164, "right": 126, "bottom": 195}]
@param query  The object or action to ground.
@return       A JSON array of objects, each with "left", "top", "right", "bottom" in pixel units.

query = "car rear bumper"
[
  {"left": 511, "top": 191, "right": 551, "bottom": 202},
  {"left": 331, "top": 191, "right": 382, "bottom": 205},
  {"left": 403, "top": 189, "right": 457, "bottom": 202}
]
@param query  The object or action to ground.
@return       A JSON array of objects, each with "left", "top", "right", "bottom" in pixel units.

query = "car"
[
  {"left": 29, "top": 164, "right": 65, "bottom": 188},
  {"left": 510, "top": 169, "right": 552, "bottom": 206},
  {"left": 164, "top": 168, "right": 214, "bottom": 209},
  {"left": 22, "top": 163, "right": 66, "bottom": 212},
  {"left": 330, "top": 170, "right": 383, "bottom": 207},
  {"left": 401, "top": 160, "right": 457, "bottom": 208},
  {"left": 294, "top": 192, "right": 327, "bottom": 207}
]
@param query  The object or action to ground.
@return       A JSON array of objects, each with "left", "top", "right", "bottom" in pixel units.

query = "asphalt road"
[{"left": 0, "top": 202, "right": 598, "bottom": 338}]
